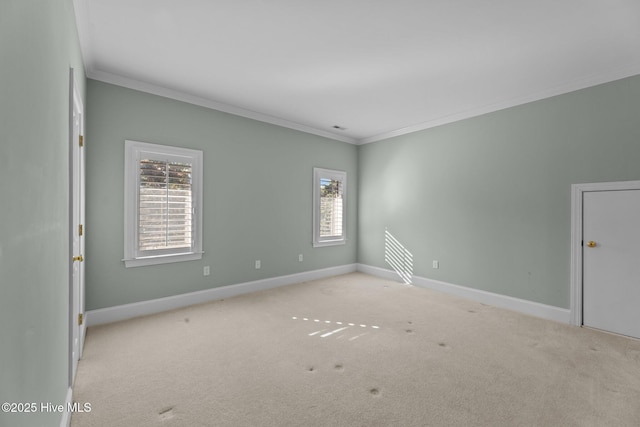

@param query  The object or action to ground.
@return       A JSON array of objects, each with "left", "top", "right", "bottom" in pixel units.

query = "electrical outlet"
[
  {"left": 432, "top": 260, "right": 439, "bottom": 269},
  {"left": 203, "top": 266, "right": 210, "bottom": 276},
  {"left": 255, "top": 260, "right": 261, "bottom": 269},
  {"left": 298, "top": 254, "right": 303, "bottom": 262}
]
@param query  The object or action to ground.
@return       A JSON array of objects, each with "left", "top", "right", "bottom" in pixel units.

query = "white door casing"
[
  {"left": 69, "top": 70, "right": 86, "bottom": 386},
  {"left": 570, "top": 180, "right": 640, "bottom": 339}
]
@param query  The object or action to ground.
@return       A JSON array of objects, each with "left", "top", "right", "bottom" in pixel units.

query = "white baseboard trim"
[
  {"left": 357, "top": 264, "right": 571, "bottom": 324},
  {"left": 357, "top": 263, "right": 407, "bottom": 282},
  {"left": 86, "top": 264, "right": 357, "bottom": 327},
  {"left": 60, "top": 387, "right": 72, "bottom": 427}
]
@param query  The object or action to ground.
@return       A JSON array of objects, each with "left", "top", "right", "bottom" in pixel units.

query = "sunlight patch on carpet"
[{"left": 292, "top": 316, "right": 380, "bottom": 340}]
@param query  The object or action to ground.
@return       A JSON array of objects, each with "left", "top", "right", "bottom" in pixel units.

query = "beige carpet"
[{"left": 71, "top": 273, "right": 640, "bottom": 426}]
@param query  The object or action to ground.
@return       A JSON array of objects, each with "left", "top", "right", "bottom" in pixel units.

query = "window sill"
[
  {"left": 123, "top": 251, "right": 203, "bottom": 268},
  {"left": 313, "top": 239, "right": 346, "bottom": 248}
]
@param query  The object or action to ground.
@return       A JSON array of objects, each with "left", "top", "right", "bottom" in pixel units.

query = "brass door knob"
[
  {"left": 73, "top": 255, "right": 84, "bottom": 262},
  {"left": 587, "top": 241, "right": 597, "bottom": 248}
]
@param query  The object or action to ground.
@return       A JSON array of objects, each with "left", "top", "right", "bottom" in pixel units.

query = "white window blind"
[
  {"left": 319, "top": 177, "right": 344, "bottom": 238},
  {"left": 138, "top": 159, "right": 193, "bottom": 253},
  {"left": 313, "top": 168, "right": 346, "bottom": 247},
  {"left": 124, "top": 140, "right": 203, "bottom": 267}
]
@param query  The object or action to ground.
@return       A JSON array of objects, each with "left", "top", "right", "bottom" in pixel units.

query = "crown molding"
[
  {"left": 358, "top": 64, "right": 640, "bottom": 145},
  {"left": 87, "top": 69, "right": 359, "bottom": 145},
  {"left": 86, "top": 63, "right": 640, "bottom": 147}
]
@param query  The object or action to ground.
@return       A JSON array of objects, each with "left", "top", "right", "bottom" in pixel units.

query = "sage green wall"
[
  {"left": 0, "top": 1, "right": 85, "bottom": 426},
  {"left": 359, "top": 75, "right": 640, "bottom": 309},
  {"left": 85, "top": 80, "right": 357, "bottom": 310}
]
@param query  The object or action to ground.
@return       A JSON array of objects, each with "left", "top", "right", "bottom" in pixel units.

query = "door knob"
[
  {"left": 587, "top": 241, "right": 597, "bottom": 248},
  {"left": 73, "top": 255, "right": 84, "bottom": 262}
]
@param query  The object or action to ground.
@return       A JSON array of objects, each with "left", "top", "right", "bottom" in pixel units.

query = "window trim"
[
  {"left": 123, "top": 140, "right": 203, "bottom": 268},
  {"left": 313, "top": 167, "right": 347, "bottom": 247}
]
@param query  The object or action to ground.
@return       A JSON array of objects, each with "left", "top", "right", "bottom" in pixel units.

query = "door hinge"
[
  {"left": 79, "top": 224, "right": 83, "bottom": 236},
  {"left": 79, "top": 135, "right": 84, "bottom": 147},
  {"left": 78, "top": 313, "right": 83, "bottom": 326}
]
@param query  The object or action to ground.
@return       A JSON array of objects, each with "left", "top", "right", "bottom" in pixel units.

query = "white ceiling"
[{"left": 74, "top": 0, "right": 640, "bottom": 144}]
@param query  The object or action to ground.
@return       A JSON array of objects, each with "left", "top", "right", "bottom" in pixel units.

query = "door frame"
[
  {"left": 570, "top": 179, "right": 640, "bottom": 327},
  {"left": 68, "top": 68, "right": 86, "bottom": 386}
]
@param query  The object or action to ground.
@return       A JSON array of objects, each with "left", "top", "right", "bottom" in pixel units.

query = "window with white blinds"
[
  {"left": 138, "top": 159, "right": 193, "bottom": 252},
  {"left": 124, "top": 140, "right": 203, "bottom": 267},
  {"left": 313, "top": 167, "right": 347, "bottom": 247}
]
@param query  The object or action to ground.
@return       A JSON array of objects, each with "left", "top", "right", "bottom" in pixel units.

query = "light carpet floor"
[{"left": 71, "top": 273, "right": 640, "bottom": 426}]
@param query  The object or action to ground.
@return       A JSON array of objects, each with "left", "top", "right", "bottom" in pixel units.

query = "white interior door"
[
  {"left": 582, "top": 189, "right": 640, "bottom": 339},
  {"left": 70, "top": 71, "right": 86, "bottom": 385}
]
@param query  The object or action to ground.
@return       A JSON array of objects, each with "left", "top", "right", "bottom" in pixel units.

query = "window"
[
  {"left": 124, "top": 140, "right": 203, "bottom": 267},
  {"left": 313, "top": 167, "right": 347, "bottom": 247}
]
